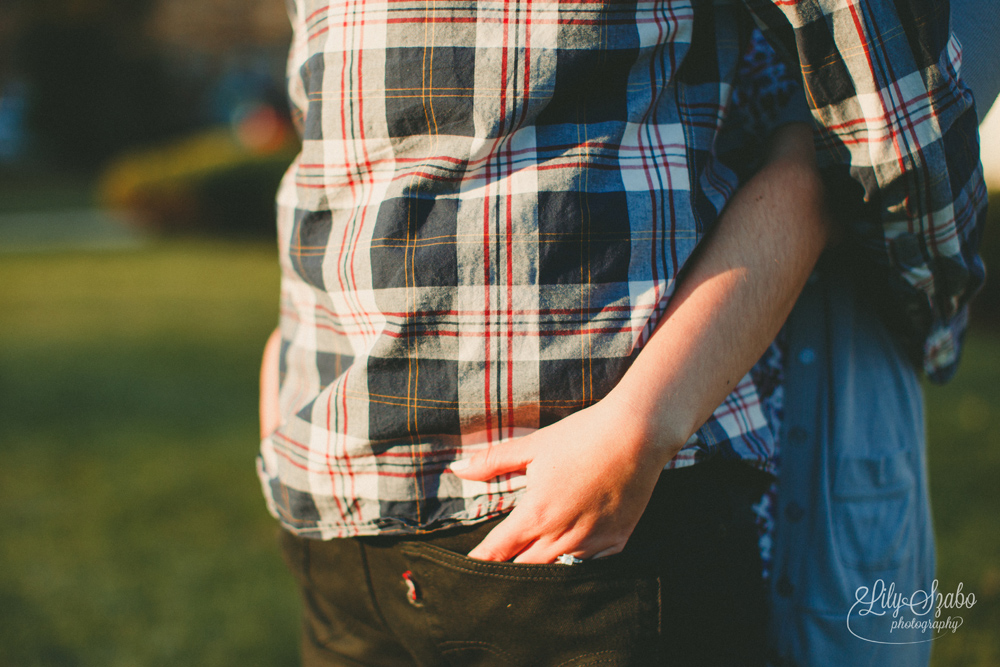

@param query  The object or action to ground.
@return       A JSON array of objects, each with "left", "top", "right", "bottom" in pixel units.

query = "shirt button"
[
  {"left": 785, "top": 502, "right": 805, "bottom": 522},
  {"left": 798, "top": 348, "right": 816, "bottom": 365},
  {"left": 787, "top": 426, "right": 808, "bottom": 445}
]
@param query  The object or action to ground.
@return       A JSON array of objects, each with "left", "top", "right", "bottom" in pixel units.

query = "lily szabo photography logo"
[{"left": 847, "top": 579, "right": 976, "bottom": 644}]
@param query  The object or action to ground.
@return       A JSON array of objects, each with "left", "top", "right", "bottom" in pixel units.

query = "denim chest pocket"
[
  {"left": 831, "top": 450, "right": 916, "bottom": 571},
  {"left": 399, "top": 542, "right": 660, "bottom": 667}
]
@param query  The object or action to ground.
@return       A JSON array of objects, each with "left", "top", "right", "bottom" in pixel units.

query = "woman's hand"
[{"left": 450, "top": 391, "right": 682, "bottom": 563}]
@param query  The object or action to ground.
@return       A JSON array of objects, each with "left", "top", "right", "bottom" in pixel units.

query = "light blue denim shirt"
[
  {"left": 952, "top": 0, "right": 1000, "bottom": 122},
  {"left": 768, "top": 259, "right": 935, "bottom": 666}
]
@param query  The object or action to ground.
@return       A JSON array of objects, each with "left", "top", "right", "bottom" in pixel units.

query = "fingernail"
[{"left": 450, "top": 458, "right": 471, "bottom": 472}]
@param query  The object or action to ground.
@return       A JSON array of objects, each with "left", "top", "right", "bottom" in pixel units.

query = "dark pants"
[{"left": 280, "top": 459, "right": 771, "bottom": 667}]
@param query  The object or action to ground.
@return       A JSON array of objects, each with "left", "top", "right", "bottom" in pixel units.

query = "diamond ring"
[{"left": 556, "top": 553, "right": 584, "bottom": 565}]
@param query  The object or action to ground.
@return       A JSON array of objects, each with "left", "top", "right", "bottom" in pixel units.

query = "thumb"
[{"left": 450, "top": 439, "right": 534, "bottom": 481}]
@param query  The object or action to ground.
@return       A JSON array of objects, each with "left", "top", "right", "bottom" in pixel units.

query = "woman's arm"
[{"left": 452, "top": 122, "right": 833, "bottom": 563}]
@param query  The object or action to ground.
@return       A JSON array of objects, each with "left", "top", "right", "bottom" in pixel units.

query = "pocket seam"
[
  {"left": 832, "top": 451, "right": 916, "bottom": 501},
  {"left": 401, "top": 543, "right": 632, "bottom": 581}
]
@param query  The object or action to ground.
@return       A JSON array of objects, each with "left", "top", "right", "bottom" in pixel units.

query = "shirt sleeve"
[
  {"left": 741, "top": 0, "right": 988, "bottom": 383},
  {"left": 718, "top": 29, "right": 813, "bottom": 183}
]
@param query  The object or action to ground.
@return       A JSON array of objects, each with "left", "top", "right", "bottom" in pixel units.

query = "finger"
[
  {"left": 511, "top": 538, "right": 575, "bottom": 564},
  {"left": 514, "top": 534, "right": 625, "bottom": 564},
  {"left": 591, "top": 543, "right": 626, "bottom": 560},
  {"left": 466, "top": 507, "right": 536, "bottom": 561},
  {"left": 449, "top": 438, "right": 534, "bottom": 482}
]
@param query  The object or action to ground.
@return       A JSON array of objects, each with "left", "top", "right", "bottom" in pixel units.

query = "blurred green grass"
[
  {"left": 0, "top": 241, "right": 997, "bottom": 666},
  {"left": 924, "top": 336, "right": 1000, "bottom": 667},
  {"left": 0, "top": 242, "right": 298, "bottom": 666}
]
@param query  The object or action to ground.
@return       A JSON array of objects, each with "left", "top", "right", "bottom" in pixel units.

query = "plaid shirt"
[{"left": 259, "top": 0, "right": 985, "bottom": 538}]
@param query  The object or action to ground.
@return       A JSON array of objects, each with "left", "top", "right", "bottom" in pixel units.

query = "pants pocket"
[
  {"left": 831, "top": 450, "right": 915, "bottom": 571},
  {"left": 399, "top": 542, "right": 660, "bottom": 667}
]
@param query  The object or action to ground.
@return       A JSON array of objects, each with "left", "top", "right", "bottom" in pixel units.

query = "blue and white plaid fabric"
[{"left": 259, "top": 0, "right": 985, "bottom": 539}]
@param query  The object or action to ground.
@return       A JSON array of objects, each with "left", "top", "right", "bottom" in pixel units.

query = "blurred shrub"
[
  {"left": 99, "top": 112, "right": 296, "bottom": 238},
  {"left": 16, "top": 5, "right": 201, "bottom": 169}
]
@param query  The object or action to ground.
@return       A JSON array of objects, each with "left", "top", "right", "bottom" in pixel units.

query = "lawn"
[
  {"left": 0, "top": 241, "right": 997, "bottom": 666},
  {"left": 0, "top": 242, "right": 297, "bottom": 666}
]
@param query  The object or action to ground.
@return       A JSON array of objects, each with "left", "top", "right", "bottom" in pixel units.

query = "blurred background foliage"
[
  {"left": 0, "top": 0, "right": 294, "bottom": 238},
  {"left": 0, "top": 0, "right": 998, "bottom": 665}
]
